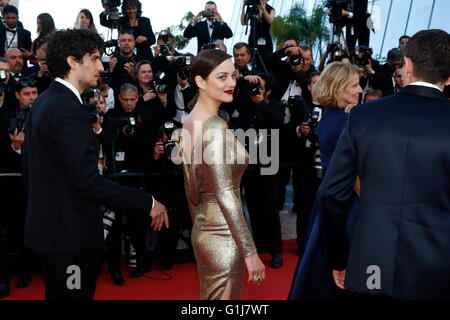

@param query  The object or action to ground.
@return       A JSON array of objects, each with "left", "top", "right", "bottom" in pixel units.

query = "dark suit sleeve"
[
  {"left": 143, "top": 17, "right": 156, "bottom": 46},
  {"left": 21, "top": 30, "right": 32, "bottom": 51},
  {"left": 220, "top": 23, "right": 233, "bottom": 39},
  {"left": 55, "top": 105, "right": 153, "bottom": 214},
  {"left": 319, "top": 112, "right": 358, "bottom": 271},
  {"left": 183, "top": 23, "right": 197, "bottom": 39}
]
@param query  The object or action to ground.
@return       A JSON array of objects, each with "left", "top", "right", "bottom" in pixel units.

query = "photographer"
[
  {"left": 101, "top": 83, "right": 159, "bottom": 282},
  {"left": 241, "top": 0, "right": 276, "bottom": 61},
  {"left": 100, "top": 0, "right": 156, "bottom": 59},
  {"left": 153, "top": 30, "right": 180, "bottom": 57},
  {"left": 28, "top": 38, "right": 52, "bottom": 94},
  {"left": 0, "top": 77, "right": 38, "bottom": 298},
  {"left": 109, "top": 30, "right": 145, "bottom": 95},
  {"left": 183, "top": 1, "right": 233, "bottom": 54},
  {"left": 372, "top": 47, "right": 404, "bottom": 97},
  {"left": 149, "top": 122, "right": 192, "bottom": 270},
  {"left": 237, "top": 73, "right": 285, "bottom": 269},
  {"left": 325, "top": 0, "right": 371, "bottom": 53}
]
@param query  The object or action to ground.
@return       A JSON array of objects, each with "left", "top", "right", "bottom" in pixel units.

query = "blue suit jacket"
[{"left": 319, "top": 85, "right": 450, "bottom": 299}]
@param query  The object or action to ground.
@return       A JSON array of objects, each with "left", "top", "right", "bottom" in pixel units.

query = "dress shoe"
[
  {"left": 110, "top": 272, "right": 125, "bottom": 286},
  {"left": 129, "top": 266, "right": 150, "bottom": 278},
  {"left": 16, "top": 272, "right": 32, "bottom": 289},
  {"left": 0, "top": 280, "right": 10, "bottom": 299},
  {"left": 271, "top": 254, "right": 283, "bottom": 269}
]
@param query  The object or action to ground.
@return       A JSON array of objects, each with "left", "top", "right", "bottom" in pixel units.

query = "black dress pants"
[
  {"left": 39, "top": 253, "right": 102, "bottom": 300},
  {"left": 243, "top": 168, "right": 282, "bottom": 255},
  {"left": 346, "top": 24, "right": 370, "bottom": 53}
]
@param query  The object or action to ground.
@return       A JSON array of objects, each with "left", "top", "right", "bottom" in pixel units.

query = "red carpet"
[{"left": 4, "top": 240, "right": 298, "bottom": 300}]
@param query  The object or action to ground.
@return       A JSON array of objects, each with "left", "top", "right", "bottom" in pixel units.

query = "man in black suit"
[
  {"left": 23, "top": 29, "right": 169, "bottom": 300},
  {"left": 372, "top": 48, "right": 404, "bottom": 97},
  {"left": 183, "top": 1, "right": 233, "bottom": 53},
  {"left": 0, "top": 6, "right": 31, "bottom": 57},
  {"left": 320, "top": 29, "right": 450, "bottom": 300}
]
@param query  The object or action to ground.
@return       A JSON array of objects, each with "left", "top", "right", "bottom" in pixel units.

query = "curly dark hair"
[
  {"left": 46, "top": 29, "right": 104, "bottom": 79},
  {"left": 121, "top": 0, "right": 143, "bottom": 18}
]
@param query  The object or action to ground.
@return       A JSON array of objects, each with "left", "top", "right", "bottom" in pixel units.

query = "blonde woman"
[{"left": 289, "top": 62, "right": 362, "bottom": 300}]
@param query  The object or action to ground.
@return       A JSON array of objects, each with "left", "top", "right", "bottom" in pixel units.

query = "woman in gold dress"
[{"left": 181, "top": 50, "right": 265, "bottom": 300}]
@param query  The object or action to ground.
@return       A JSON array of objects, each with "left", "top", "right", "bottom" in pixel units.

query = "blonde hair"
[{"left": 312, "top": 62, "right": 360, "bottom": 107}]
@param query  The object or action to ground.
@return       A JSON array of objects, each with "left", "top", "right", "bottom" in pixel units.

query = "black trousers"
[
  {"left": 346, "top": 24, "right": 370, "bottom": 53},
  {"left": 243, "top": 168, "right": 282, "bottom": 255},
  {"left": 39, "top": 253, "right": 102, "bottom": 300}
]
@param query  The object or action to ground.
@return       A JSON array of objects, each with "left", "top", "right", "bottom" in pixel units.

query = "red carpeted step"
[{"left": 4, "top": 240, "right": 299, "bottom": 300}]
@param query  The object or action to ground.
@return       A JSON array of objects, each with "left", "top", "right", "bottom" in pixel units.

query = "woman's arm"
[{"left": 260, "top": 4, "right": 275, "bottom": 24}]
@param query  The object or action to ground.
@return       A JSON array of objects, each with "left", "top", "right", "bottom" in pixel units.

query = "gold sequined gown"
[{"left": 182, "top": 116, "right": 257, "bottom": 300}]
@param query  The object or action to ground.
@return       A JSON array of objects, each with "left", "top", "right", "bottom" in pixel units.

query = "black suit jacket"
[
  {"left": 372, "top": 63, "right": 396, "bottom": 97},
  {"left": 0, "top": 23, "right": 32, "bottom": 57},
  {"left": 183, "top": 20, "right": 233, "bottom": 53},
  {"left": 319, "top": 85, "right": 450, "bottom": 299},
  {"left": 23, "top": 81, "right": 153, "bottom": 255}
]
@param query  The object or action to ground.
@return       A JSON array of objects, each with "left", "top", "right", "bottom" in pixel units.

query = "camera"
[
  {"left": 307, "top": 106, "right": 321, "bottom": 136},
  {"left": 201, "top": 43, "right": 217, "bottom": 51},
  {"left": 329, "top": 43, "right": 347, "bottom": 62},
  {"left": 355, "top": 46, "right": 373, "bottom": 67},
  {"left": 170, "top": 56, "right": 192, "bottom": 81},
  {"left": 9, "top": 104, "right": 32, "bottom": 135},
  {"left": 248, "top": 83, "right": 262, "bottom": 97},
  {"left": 82, "top": 89, "right": 104, "bottom": 123},
  {"left": 289, "top": 54, "right": 304, "bottom": 67},
  {"left": 151, "top": 70, "right": 169, "bottom": 94},
  {"left": 159, "top": 44, "right": 173, "bottom": 56},
  {"left": 161, "top": 121, "right": 180, "bottom": 159},
  {"left": 287, "top": 95, "right": 303, "bottom": 108},
  {"left": 246, "top": 0, "right": 261, "bottom": 6},
  {"left": 100, "top": 72, "right": 113, "bottom": 85},
  {"left": 314, "top": 149, "right": 323, "bottom": 179},
  {"left": 329, "top": 0, "right": 350, "bottom": 25},
  {"left": 119, "top": 55, "right": 137, "bottom": 65},
  {"left": 117, "top": 116, "right": 137, "bottom": 137},
  {"left": 202, "top": 10, "right": 215, "bottom": 18},
  {"left": 101, "top": 0, "right": 122, "bottom": 25}
]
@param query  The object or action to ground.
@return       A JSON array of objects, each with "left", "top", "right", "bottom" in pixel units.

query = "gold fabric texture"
[{"left": 182, "top": 116, "right": 257, "bottom": 300}]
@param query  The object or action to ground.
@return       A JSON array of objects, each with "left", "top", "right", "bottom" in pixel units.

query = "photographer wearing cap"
[{"left": 183, "top": 1, "right": 233, "bottom": 54}]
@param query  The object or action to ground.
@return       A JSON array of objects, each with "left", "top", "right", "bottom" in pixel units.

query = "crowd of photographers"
[{"left": 1, "top": 0, "right": 450, "bottom": 299}]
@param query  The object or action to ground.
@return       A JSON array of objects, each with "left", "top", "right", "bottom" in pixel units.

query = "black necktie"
[{"left": 7, "top": 28, "right": 16, "bottom": 34}]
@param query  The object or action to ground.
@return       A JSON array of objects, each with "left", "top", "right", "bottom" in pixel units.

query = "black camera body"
[
  {"left": 161, "top": 121, "right": 180, "bottom": 159},
  {"left": 172, "top": 56, "right": 192, "bottom": 81},
  {"left": 118, "top": 55, "right": 137, "bottom": 65},
  {"left": 117, "top": 116, "right": 137, "bottom": 137},
  {"left": 245, "top": 81, "right": 262, "bottom": 97},
  {"left": 9, "top": 104, "right": 32, "bottom": 134},
  {"left": 201, "top": 43, "right": 217, "bottom": 51},
  {"left": 101, "top": 0, "right": 122, "bottom": 26},
  {"left": 287, "top": 95, "right": 302, "bottom": 108},
  {"left": 82, "top": 88, "right": 104, "bottom": 123},
  {"left": 355, "top": 46, "right": 373, "bottom": 67},
  {"left": 160, "top": 44, "right": 173, "bottom": 56},
  {"left": 289, "top": 54, "right": 304, "bottom": 67},
  {"left": 246, "top": 0, "right": 261, "bottom": 6},
  {"left": 102, "top": 0, "right": 121, "bottom": 7},
  {"left": 100, "top": 72, "right": 113, "bottom": 85},
  {"left": 202, "top": 10, "right": 215, "bottom": 19},
  {"left": 329, "top": 0, "right": 350, "bottom": 25},
  {"left": 150, "top": 70, "right": 169, "bottom": 94}
]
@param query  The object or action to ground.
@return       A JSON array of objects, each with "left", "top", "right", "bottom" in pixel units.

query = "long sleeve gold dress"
[{"left": 182, "top": 115, "right": 257, "bottom": 300}]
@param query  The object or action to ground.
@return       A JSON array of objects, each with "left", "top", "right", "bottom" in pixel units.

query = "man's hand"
[
  {"left": 193, "top": 11, "right": 203, "bottom": 24},
  {"left": 333, "top": 270, "right": 347, "bottom": 290},
  {"left": 135, "top": 35, "right": 148, "bottom": 44},
  {"left": 143, "top": 89, "right": 157, "bottom": 102},
  {"left": 157, "top": 92, "right": 168, "bottom": 106},
  {"left": 354, "top": 176, "right": 361, "bottom": 197},
  {"left": 124, "top": 62, "right": 136, "bottom": 77},
  {"left": 299, "top": 122, "right": 310, "bottom": 136},
  {"left": 150, "top": 199, "right": 169, "bottom": 231},
  {"left": 244, "top": 75, "right": 261, "bottom": 84},
  {"left": 9, "top": 128, "right": 25, "bottom": 150},
  {"left": 214, "top": 10, "right": 223, "bottom": 23},
  {"left": 38, "top": 62, "right": 49, "bottom": 78},
  {"left": 342, "top": 9, "right": 351, "bottom": 17},
  {"left": 109, "top": 56, "right": 118, "bottom": 72},
  {"left": 153, "top": 139, "right": 164, "bottom": 160},
  {"left": 93, "top": 116, "right": 103, "bottom": 133}
]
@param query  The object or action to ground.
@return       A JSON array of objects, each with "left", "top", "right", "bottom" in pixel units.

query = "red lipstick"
[{"left": 224, "top": 90, "right": 234, "bottom": 95}]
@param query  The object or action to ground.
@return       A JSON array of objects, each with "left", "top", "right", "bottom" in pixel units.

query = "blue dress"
[{"left": 288, "top": 107, "right": 359, "bottom": 300}]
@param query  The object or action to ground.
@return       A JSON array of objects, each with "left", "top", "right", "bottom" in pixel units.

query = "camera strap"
[{"left": 5, "top": 29, "right": 17, "bottom": 50}]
